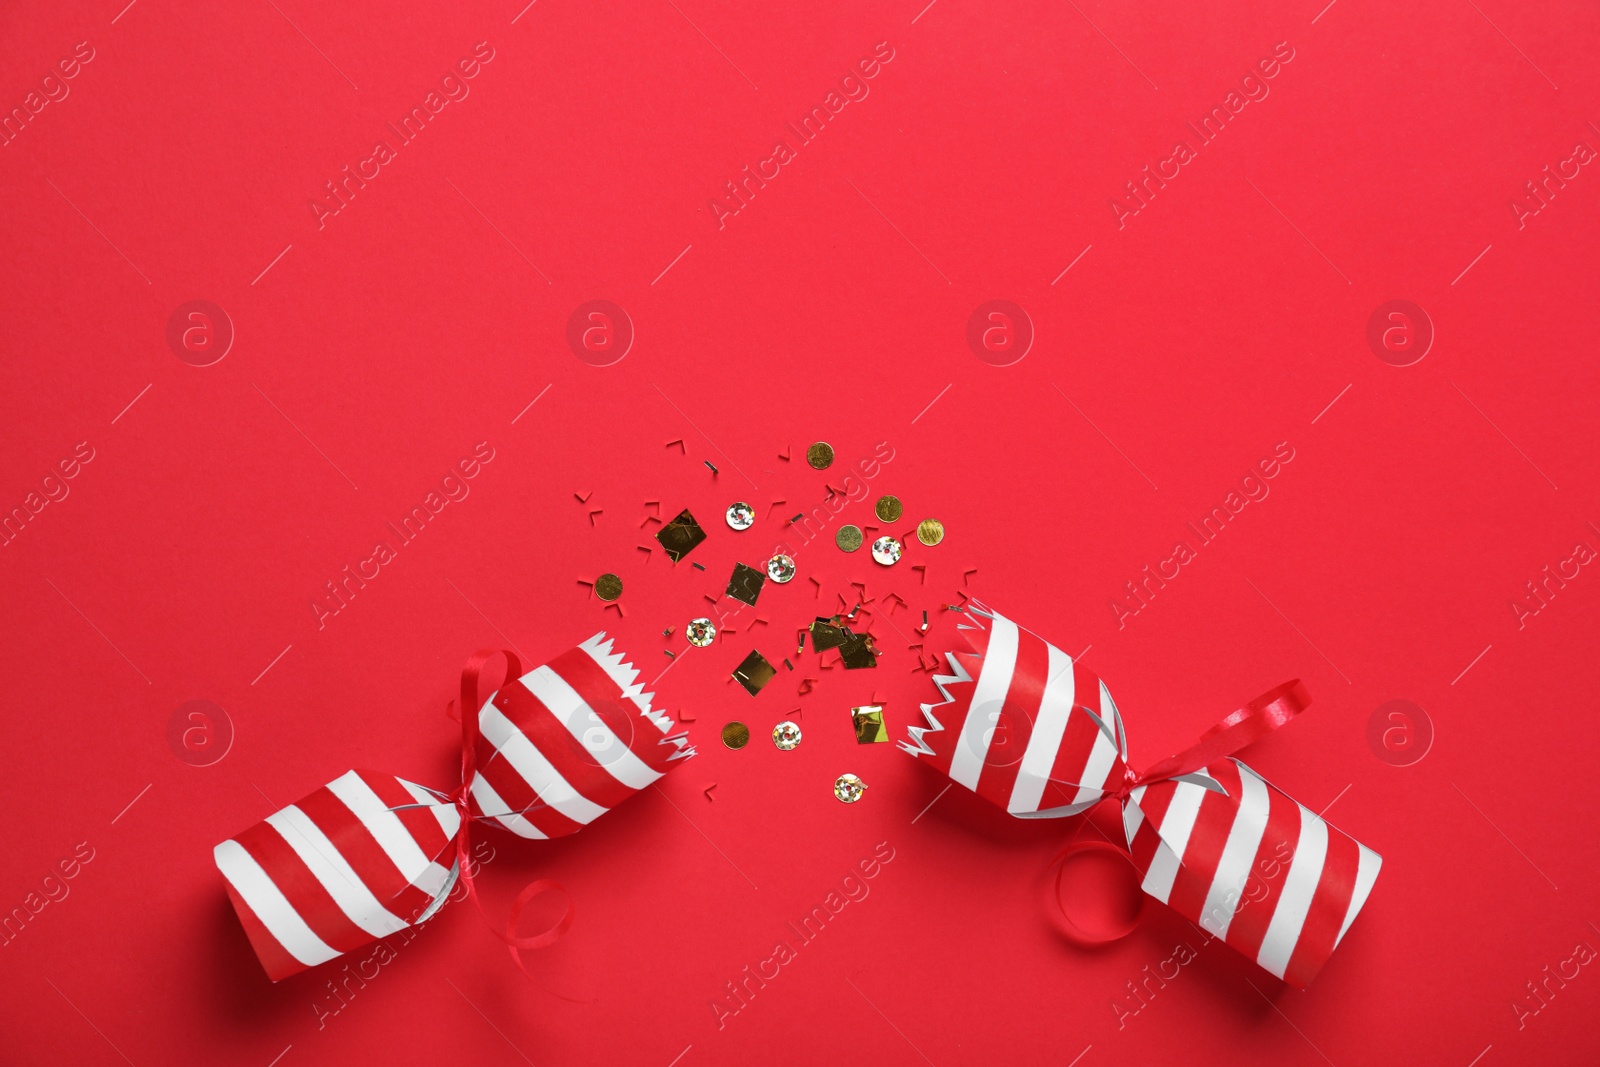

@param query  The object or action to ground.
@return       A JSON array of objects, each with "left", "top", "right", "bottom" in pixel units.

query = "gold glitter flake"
[
  {"left": 874, "top": 495, "right": 903, "bottom": 523},
  {"left": 732, "top": 650, "right": 777, "bottom": 695},
  {"left": 838, "top": 631, "right": 878, "bottom": 670},
  {"left": 810, "top": 618, "right": 847, "bottom": 652},
  {"left": 852, "top": 706, "right": 888, "bottom": 744},
  {"left": 726, "top": 562, "right": 767, "bottom": 606},
  {"left": 836, "top": 524, "right": 863, "bottom": 552},
  {"left": 807, "top": 442, "right": 835, "bottom": 470},
  {"left": 656, "top": 508, "right": 708, "bottom": 562},
  {"left": 722, "top": 721, "right": 751, "bottom": 749},
  {"left": 916, "top": 519, "right": 944, "bottom": 546},
  {"left": 594, "top": 573, "right": 623, "bottom": 601}
]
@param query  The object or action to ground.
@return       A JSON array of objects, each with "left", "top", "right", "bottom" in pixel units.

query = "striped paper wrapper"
[
  {"left": 901, "top": 604, "right": 1380, "bottom": 988},
  {"left": 216, "top": 633, "right": 693, "bottom": 981}
]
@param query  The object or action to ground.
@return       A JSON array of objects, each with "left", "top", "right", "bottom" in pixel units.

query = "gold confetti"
[
  {"left": 722, "top": 721, "right": 751, "bottom": 749},
  {"left": 852, "top": 706, "right": 888, "bottom": 744},
  {"left": 656, "top": 508, "right": 707, "bottom": 562},
  {"left": 766, "top": 554, "right": 796, "bottom": 583},
  {"left": 838, "top": 631, "right": 878, "bottom": 670},
  {"left": 836, "top": 525, "right": 864, "bottom": 552},
  {"left": 810, "top": 618, "right": 846, "bottom": 651},
  {"left": 834, "top": 773, "right": 867, "bottom": 803},
  {"left": 726, "top": 562, "right": 767, "bottom": 606},
  {"left": 772, "top": 721, "right": 802, "bottom": 750},
  {"left": 732, "top": 650, "right": 777, "bottom": 696},
  {"left": 874, "top": 495, "right": 903, "bottom": 523},
  {"left": 916, "top": 519, "right": 944, "bottom": 546},
  {"left": 806, "top": 442, "right": 835, "bottom": 470},
  {"left": 594, "top": 573, "right": 623, "bottom": 601}
]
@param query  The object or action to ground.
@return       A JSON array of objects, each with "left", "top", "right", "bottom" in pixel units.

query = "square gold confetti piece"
[
  {"left": 726, "top": 562, "right": 766, "bottom": 606},
  {"left": 656, "top": 508, "right": 707, "bottom": 562},
  {"left": 838, "top": 631, "right": 878, "bottom": 670},
  {"left": 733, "top": 650, "right": 777, "bottom": 696},
  {"left": 809, "top": 618, "right": 846, "bottom": 651},
  {"left": 852, "top": 706, "right": 887, "bottom": 744}
]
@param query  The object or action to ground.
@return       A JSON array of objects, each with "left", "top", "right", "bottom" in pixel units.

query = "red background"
[{"left": 3, "top": 0, "right": 1598, "bottom": 1063}]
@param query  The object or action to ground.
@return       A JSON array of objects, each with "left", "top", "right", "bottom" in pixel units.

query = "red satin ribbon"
[
  {"left": 1119, "top": 679, "right": 1311, "bottom": 797},
  {"left": 1051, "top": 839, "right": 1145, "bottom": 945},
  {"left": 446, "top": 649, "right": 575, "bottom": 973}
]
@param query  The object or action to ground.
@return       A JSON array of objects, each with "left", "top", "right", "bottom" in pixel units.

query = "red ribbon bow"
[
  {"left": 1058, "top": 680, "right": 1311, "bottom": 945},
  {"left": 216, "top": 633, "right": 688, "bottom": 983},
  {"left": 448, "top": 650, "right": 574, "bottom": 972}
]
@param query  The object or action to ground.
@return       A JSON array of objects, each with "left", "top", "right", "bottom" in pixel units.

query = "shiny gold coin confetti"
[
  {"left": 836, "top": 524, "right": 863, "bottom": 552},
  {"left": 594, "top": 573, "right": 623, "bottom": 601},
  {"left": 722, "top": 721, "right": 751, "bottom": 749},
  {"left": 871, "top": 536, "right": 903, "bottom": 566},
  {"left": 834, "top": 773, "right": 867, "bottom": 803},
  {"left": 772, "top": 721, "right": 802, "bottom": 750},
  {"left": 686, "top": 617, "right": 716, "bottom": 647},
  {"left": 806, "top": 442, "right": 835, "bottom": 470},
  {"left": 874, "top": 495, "right": 903, "bottom": 523},
  {"left": 725, "top": 502, "right": 755, "bottom": 530},
  {"left": 766, "top": 553, "right": 796, "bottom": 583},
  {"left": 916, "top": 519, "right": 944, "bottom": 546}
]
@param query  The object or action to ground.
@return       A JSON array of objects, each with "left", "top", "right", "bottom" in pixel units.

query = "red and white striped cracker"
[
  {"left": 216, "top": 634, "right": 693, "bottom": 981},
  {"left": 1123, "top": 759, "right": 1381, "bottom": 988},
  {"left": 900, "top": 604, "right": 1131, "bottom": 817},
  {"left": 465, "top": 633, "right": 694, "bottom": 839},
  {"left": 215, "top": 769, "right": 463, "bottom": 981},
  {"left": 902, "top": 604, "right": 1381, "bottom": 987}
]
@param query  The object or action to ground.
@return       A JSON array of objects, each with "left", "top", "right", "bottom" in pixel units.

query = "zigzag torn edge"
[
  {"left": 577, "top": 633, "right": 696, "bottom": 760},
  {"left": 898, "top": 602, "right": 994, "bottom": 758}
]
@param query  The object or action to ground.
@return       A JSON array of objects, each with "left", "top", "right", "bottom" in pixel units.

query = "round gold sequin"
[
  {"left": 871, "top": 536, "right": 903, "bottom": 566},
  {"left": 836, "top": 524, "right": 863, "bottom": 552},
  {"left": 767, "top": 554, "right": 796, "bottom": 583},
  {"left": 834, "top": 773, "right": 867, "bottom": 803},
  {"left": 874, "top": 495, "right": 903, "bottom": 523},
  {"left": 806, "top": 442, "right": 835, "bottom": 470},
  {"left": 916, "top": 519, "right": 945, "bottom": 546},
  {"left": 686, "top": 618, "right": 716, "bottom": 647},
  {"left": 772, "top": 721, "right": 802, "bottom": 750},
  {"left": 722, "top": 721, "right": 751, "bottom": 749},
  {"left": 726, "top": 502, "right": 755, "bottom": 530},
  {"left": 595, "top": 573, "right": 623, "bottom": 601}
]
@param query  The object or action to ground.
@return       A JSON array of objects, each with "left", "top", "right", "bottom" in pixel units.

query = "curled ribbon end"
[{"left": 1050, "top": 840, "right": 1145, "bottom": 946}]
